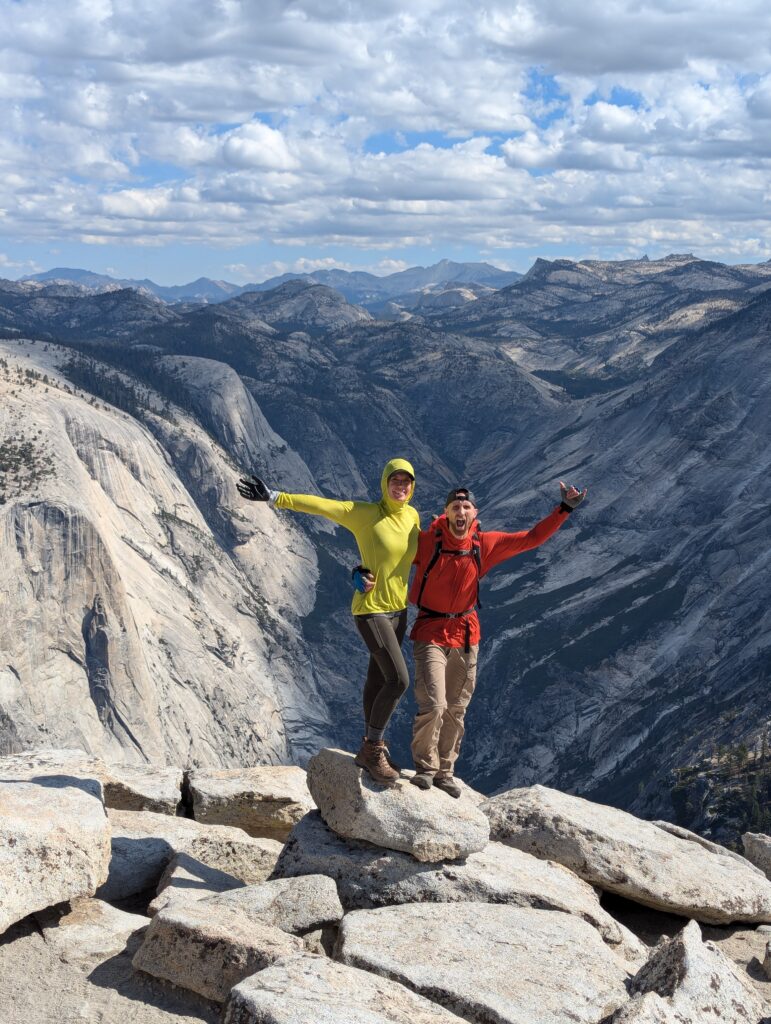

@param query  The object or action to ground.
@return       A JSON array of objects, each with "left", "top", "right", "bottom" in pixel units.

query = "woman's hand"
[
  {"left": 237, "top": 475, "right": 272, "bottom": 501},
  {"left": 352, "top": 565, "right": 376, "bottom": 593}
]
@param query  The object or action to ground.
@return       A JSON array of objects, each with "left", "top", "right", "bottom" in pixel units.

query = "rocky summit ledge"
[
  {"left": 2, "top": 750, "right": 771, "bottom": 1023},
  {"left": 0, "top": 748, "right": 182, "bottom": 815},
  {"left": 305, "top": 747, "right": 490, "bottom": 862},
  {"left": 272, "top": 810, "right": 647, "bottom": 969}
]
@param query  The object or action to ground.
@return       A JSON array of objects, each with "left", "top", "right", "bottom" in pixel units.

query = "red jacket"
[{"left": 409, "top": 506, "right": 570, "bottom": 648}]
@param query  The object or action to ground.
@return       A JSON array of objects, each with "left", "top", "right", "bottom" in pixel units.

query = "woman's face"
[{"left": 387, "top": 472, "right": 413, "bottom": 502}]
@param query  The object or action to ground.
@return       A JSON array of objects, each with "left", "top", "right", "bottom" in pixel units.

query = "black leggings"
[{"left": 355, "top": 609, "right": 409, "bottom": 731}]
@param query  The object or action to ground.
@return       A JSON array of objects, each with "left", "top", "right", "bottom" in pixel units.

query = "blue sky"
[{"left": 2, "top": 0, "right": 771, "bottom": 285}]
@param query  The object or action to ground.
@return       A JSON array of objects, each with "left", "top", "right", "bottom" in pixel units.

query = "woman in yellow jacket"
[{"left": 237, "top": 458, "right": 420, "bottom": 786}]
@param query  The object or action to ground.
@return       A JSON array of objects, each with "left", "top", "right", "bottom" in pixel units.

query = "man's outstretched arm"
[{"left": 483, "top": 481, "right": 586, "bottom": 569}]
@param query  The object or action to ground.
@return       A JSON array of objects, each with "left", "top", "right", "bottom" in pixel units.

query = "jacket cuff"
[{"left": 558, "top": 501, "right": 573, "bottom": 515}]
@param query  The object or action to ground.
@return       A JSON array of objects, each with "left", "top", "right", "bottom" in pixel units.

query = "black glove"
[
  {"left": 559, "top": 480, "right": 587, "bottom": 513},
  {"left": 237, "top": 474, "right": 272, "bottom": 502}
]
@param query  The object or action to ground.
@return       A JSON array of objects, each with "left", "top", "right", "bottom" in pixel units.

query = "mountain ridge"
[
  {"left": 1, "top": 254, "right": 769, "bottom": 843},
  {"left": 22, "top": 259, "right": 522, "bottom": 309}
]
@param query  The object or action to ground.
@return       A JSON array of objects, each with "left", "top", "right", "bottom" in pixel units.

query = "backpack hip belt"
[{"left": 416, "top": 604, "right": 477, "bottom": 653}]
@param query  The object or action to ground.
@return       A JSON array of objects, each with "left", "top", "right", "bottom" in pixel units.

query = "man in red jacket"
[{"left": 409, "top": 481, "right": 586, "bottom": 798}]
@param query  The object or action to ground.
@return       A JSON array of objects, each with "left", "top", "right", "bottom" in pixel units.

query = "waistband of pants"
[{"left": 354, "top": 608, "right": 407, "bottom": 621}]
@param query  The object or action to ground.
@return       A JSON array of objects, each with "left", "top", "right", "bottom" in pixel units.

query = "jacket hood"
[{"left": 380, "top": 457, "right": 416, "bottom": 513}]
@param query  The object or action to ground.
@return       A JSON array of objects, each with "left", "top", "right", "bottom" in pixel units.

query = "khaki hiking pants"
[{"left": 411, "top": 641, "right": 479, "bottom": 778}]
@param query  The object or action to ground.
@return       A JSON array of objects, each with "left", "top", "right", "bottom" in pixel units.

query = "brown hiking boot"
[
  {"left": 354, "top": 738, "right": 400, "bottom": 787},
  {"left": 355, "top": 737, "right": 401, "bottom": 774},
  {"left": 383, "top": 744, "right": 401, "bottom": 774}
]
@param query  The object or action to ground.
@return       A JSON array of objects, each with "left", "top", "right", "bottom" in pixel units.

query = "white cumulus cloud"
[
  {"left": 221, "top": 122, "right": 299, "bottom": 172},
  {"left": 1, "top": 0, "right": 771, "bottom": 266}
]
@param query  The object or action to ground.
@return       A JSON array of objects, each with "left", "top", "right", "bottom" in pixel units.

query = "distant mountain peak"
[
  {"left": 661, "top": 252, "right": 698, "bottom": 262},
  {"left": 24, "top": 268, "right": 242, "bottom": 305}
]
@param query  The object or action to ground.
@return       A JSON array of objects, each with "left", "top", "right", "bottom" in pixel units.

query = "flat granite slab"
[
  {"left": 224, "top": 952, "right": 468, "bottom": 1024},
  {"left": 483, "top": 784, "right": 771, "bottom": 924},
  {"left": 188, "top": 766, "right": 314, "bottom": 840},
  {"left": 338, "top": 902, "right": 631, "bottom": 1024}
]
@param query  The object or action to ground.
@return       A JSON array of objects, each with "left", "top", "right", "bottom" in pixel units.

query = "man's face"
[
  {"left": 446, "top": 499, "right": 477, "bottom": 538},
  {"left": 387, "top": 472, "right": 413, "bottom": 502}
]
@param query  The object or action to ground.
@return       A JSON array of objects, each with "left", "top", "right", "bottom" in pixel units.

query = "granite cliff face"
[
  {"left": 0, "top": 340, "right": 338, "bottom": 767},
  {"left": 0, "top": 256, "right": 769, "bottom": 839}
]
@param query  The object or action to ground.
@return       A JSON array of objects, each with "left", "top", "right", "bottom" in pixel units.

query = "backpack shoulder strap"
[
  {"left": 471, "top": 525, "right": 483, "bottom": 608},
  {"left": 416, "top": 528, "right": 443, "bottom": 607}
]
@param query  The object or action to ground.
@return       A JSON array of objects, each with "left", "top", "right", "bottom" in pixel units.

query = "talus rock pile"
[
  {"left": 483, "top": 784, "right": 771, "bottom": 923},
  {"left": 3, "top": 747, "right": 771, "bottom": 1023}
]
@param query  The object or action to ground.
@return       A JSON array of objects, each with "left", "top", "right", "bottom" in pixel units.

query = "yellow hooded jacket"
[{"left": 274, "top": 458, "right": 420, "bottom": 615}]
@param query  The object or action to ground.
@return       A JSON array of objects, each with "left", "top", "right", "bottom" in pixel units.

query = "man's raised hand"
[
  {"left": 559, "top": 480, "right": 587, "bottom": 511},
  {"left": 237, "top": 474, "right": 272, "bottom": 502}
]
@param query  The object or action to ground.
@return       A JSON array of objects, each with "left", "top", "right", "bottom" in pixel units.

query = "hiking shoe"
[
  {"left": 355, "top": 737, "right": 401, "bottom": 774},
  {"left": 383, "top": 745, "right": 402, "bottom": 774},
  {"left": 409, "top": 770, "right": 434, "bottom": 790},
  {"left": 433, "top": 776, "right": 461, "bottom": 799},
  {"left": 354, "top": 738, "right": 369, "bottom": 771},
  {"left": 354, "top": 739, "right": 399, "bottom": 787}
]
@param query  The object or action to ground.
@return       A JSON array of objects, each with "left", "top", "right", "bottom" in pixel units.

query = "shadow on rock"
[
  {"left": 87, "top": 930, "right": 219, "bottom": 1021},
  {"left": 0, "top": 774, "right": 103, "bottom": 800}
]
